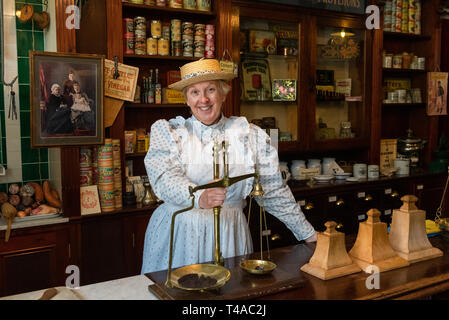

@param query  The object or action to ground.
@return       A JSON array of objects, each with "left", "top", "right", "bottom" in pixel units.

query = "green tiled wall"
[
  {"left": 0, "top": 59, "right": 5, "bottom": 166},
  {"left": 0, "top": 0, "right": 49, "bottom": 191}
]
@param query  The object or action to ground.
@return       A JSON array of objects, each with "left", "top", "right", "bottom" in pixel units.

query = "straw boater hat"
[{"left": 168, "top": 58, "right": 236, "bottom": 91}]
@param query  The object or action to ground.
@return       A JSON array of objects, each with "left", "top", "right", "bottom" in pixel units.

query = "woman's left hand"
[
  {"left": 305, "top": 232, "right": 317, "bottom": 243},
  {"left": 198, "top": 187, "right": 226, "bottom": 209}
]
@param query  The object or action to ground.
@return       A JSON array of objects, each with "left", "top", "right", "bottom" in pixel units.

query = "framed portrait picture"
[
  {"left": 427, "top": 72, "right": 448, "bottom": 116},
  {"left": 30, "top": 51, "right": 104, "bottom": 147}
]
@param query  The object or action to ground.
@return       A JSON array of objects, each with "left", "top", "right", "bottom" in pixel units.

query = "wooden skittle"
[{"left": 301, "top": 221, "right": 361, "bottom": 280}]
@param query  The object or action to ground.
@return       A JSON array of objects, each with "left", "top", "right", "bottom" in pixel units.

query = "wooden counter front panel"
[{"left": 0, "top": 227, "right": 71, "bottom": 297}]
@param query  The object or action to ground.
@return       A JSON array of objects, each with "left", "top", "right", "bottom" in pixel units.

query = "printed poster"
[
  {"left": 427, "top": 72, "right": 448, "bottom": 116},
  {"left": 80, "top": 185, "right": 101, "bottom": 215},
  {"left": 104, "top": 59, "right": 139, "bottom": 102}
]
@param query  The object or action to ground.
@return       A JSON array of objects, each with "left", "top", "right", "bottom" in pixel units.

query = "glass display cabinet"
[
  {"left": 237, "top": 16, "right": 301, "bottom": 150},
  {"left": 234, "top": 2, "right": 371, "bottom": 154},
  {"left": 310, "top": 19, "right": 370, "bottom": 151}
]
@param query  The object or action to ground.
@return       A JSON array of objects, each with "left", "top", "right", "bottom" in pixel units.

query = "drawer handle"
[
  {"left": 336, "top": 199, "right": 345, "bottom": 206},
  {"left": 304, "top": 203, "right": 314, "bottom": 211},
  {"left": 271, "top": 234, "right": 281, "bottom": 241},
  {"left": 391, "top": 191, "right": 399, "bottom": 198},
  {"left": 364, "top": 195, "right": 373, "bottom": 201}
]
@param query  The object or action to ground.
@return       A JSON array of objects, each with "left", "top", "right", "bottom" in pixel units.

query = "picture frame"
[
  {"left": 427, "top": 72, "right": 448, "bottom": 116},
  {"left": 30, "top": 51, "right": 104, "bottom": 147},
  {"left": 272, "top": 79, "right": 297, "bottom": 101}
]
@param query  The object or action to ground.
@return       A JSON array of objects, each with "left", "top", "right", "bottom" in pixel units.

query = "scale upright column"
[{"left": 212, "top": 139, "right": 224, "bottom": 265}]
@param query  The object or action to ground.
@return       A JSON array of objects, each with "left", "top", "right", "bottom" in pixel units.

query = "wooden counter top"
[{"left": 146, "top": 235, "right": 449, "bottom": 300}]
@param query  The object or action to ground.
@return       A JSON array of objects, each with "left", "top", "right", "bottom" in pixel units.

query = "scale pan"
[
  {"left": 240, "top": 259, "right": 277, "bottom": 275},
  {"left": 170, "top": 263, "right": 230, "bottom": 291}
]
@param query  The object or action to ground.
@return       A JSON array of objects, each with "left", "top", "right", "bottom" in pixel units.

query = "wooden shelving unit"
[{"left": 125, "top": 103, "right": 188, "bottom": 109}]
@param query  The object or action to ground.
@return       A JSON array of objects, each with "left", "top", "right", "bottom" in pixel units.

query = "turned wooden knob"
[
  {"left": 400, "top": 195, "right": 418, "bottom": 211},
  {"left": 366, "top": 208, "right": 381, "bottom": 223},
  {"left": 324, "top": 221, "right": 339, "bottom": 234}
]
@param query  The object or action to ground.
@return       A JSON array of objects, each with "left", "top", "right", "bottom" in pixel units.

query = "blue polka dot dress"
[{"left": 141, "top": 114, "right": 315, "bottom": 273}]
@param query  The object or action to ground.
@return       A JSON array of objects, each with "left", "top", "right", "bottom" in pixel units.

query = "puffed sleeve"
[
  {"left": 250, "top": 125, "right": 315, "bottom": 241},
  {"left": 145, "top": 119, "right": 204, "bottom": 208}
]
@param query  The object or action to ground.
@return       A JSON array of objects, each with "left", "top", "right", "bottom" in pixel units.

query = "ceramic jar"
[
  {"left": 307, "top": 159, "right": 321, "bottom": 169},
  {"left": 367, "top": 165, "right": 380, "bottom": 179},
  {"left": 290, "top": 160, "right": 306, "bottom": 179},
  {"left": 322, "top": 157, "right": 336, "bottom": 175},
  {"left": 353, "top": 163, "right": 367, "bottom": 179},
  {"left": 394, "top": 158, "right": 410, "bottom": 175}
]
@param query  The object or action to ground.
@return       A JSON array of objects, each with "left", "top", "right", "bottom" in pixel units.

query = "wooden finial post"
[
  {"left": 389, "top": 195, "right": 443, "bottom": 263},
  {"left": 300, "top": 221, "right": 361, "bottom": 280},
  {"left": 349, "top": 208, "right": 409, "bottom": 273}
]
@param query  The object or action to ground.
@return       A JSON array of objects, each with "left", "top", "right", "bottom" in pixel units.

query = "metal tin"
[
  {"left": 415, "top": 0, "right": 421, "bottom": 34},
  {"left": 396, "top": 89, "right": 407, "bottom": 103},
  {"left": 169, "top": 0, "right": 183, "bottom": 8},
  {"left": 402, "top": 52, "right": 411, "bottom": 69},
  {"left": 418, "top": 57, "right": 425, "bottom": 70},
  {"left": 124, "top": 37, "right": 135, "bottom": 54},
  {"left": 408, "top": 0, "right": 415, "bottom": 34},
  {"left": 392, "top": 54, "right": 403, "bottom": 69},
  {"left": 134, "top": 16, "right": 146, "bottom": 30},
  {"left": 411, "top": 88, "right": 422, "bottom": 103},
  {"left": 162, "top": 24, "right": 170, "bottom": 40},
  {"left": 183, "top": 0, "right": 196, "bottom": 9},
  {"left": 151, "top": 20, "right": 162, "bottom": 39},
  {"left": 80, "top": 167, "right": 93, "bottom": 186},
  {"left": 171, "top": 40, "right": 182, "bottom": 56},
  {"left": 123, "top": 18, "right": 134, "bottom": 36},
  {"left": 394, "top": 0, "right": 402, "bottom": 32},
  {"left": 80, "top": 148, "right": 92, "bottom": 167},
  {"left": 383, "top": 54, "right": 393, "bottom": 68},
  {"left": 134, "top": 38, "right": 146, "bottom": 55},
  {"left": 146, "top": 37, "right": 158, "bottom": 55},
  {"left": 134, "top": 29, "right": 146, "bottom": 39},
  {"left": 401, "top": 0, "right": 408, "bottom": 33},
  {"left": 182, "top": 22, "right": 194, "bottom": 34},
  {"left": 156, "top": 0, "right": 166, "bottom": 6},
  {"left": 197, "top": 0, "right": 211, "bottom": 11},
  {"left": 158, "top": 39, "right": 169, "bottom": 56}
]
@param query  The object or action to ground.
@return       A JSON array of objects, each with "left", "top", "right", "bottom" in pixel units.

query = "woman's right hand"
[{"left": 198, "top": 187, "right": 226, "bottom": 209}]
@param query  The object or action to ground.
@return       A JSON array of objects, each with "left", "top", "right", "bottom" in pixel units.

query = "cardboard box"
[
  {"left": 166, "top": 70, "right": 181, "bottom": 86},
  {"left": 380, "top": 139, "right": 398, "bottom": 170},
  {"left": 163, "top": 88, "right": 186, "bottom": 104},
  {"left": 335, "top": 78, "right": 352, "bottom": 96}
]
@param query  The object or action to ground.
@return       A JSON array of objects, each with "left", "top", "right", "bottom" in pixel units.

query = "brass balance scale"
[
  {"left": 435, "top": 167, "right": 449, "bottom": 235},
  {"left": 165, "top": 139, "right": 276, "bottom": 291}
]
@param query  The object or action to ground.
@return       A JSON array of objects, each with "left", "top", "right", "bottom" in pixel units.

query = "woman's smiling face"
[{"left": 186, "top": 81, "right": 226, "bottom": 126}]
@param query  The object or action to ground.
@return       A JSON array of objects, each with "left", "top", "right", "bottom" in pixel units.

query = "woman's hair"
[
  {"left": 182, "top": 80, "right": 231, "bottom": 100},
  {"left": 51, "top": 83, "right": 61, "bottom": 92}
]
